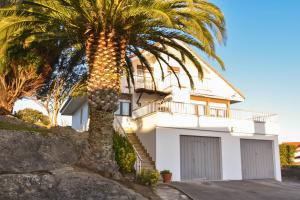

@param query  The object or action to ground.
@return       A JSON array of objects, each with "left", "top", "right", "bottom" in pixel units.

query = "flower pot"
[{"left": 161, "top": 173, "right": 172, "bottom": 183}]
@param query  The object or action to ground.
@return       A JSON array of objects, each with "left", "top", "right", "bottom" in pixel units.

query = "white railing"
[
  {"left": 134, "top": 74, "right": 176, "bottom": 92},
  {"left": 113, "top": 117, "right": 142, "bottom": 174},
  {"left": 134, "top": 74, "right": 212, "bottom": 94},
  {"left": 229, "top": 109, "right": 277, "bottom": 122},
  {"left": 132, "top": 101, "right": 277, "bottom": 123}
]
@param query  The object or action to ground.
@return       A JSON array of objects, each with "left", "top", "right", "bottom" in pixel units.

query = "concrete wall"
[
  {"left": 153, "top": 112, "right": 279, "bottom": 135},
  {"left": 134, "top": 114, "right": 157, "bottom": 161},
  {"left": 155, "top": 126, "right": 281, "bottom": 182}
]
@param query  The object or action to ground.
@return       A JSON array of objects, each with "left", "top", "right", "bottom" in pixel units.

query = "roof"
[
  {"left": 129, "top": 42, "right": 245, "bottom": 100},
  {"left": 283, "top": 142, "right": 300, "bottom": 147},
  {"left": 182, "top": 43, "right": 246, "bottom": 100},
  {"left": 60, "top": 96, "right": 88, "bottom": 115}
]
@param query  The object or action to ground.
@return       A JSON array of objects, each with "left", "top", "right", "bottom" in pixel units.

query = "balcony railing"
[
  {"left": 134, "top": 74, "right": 178, "bottom": 92},
  {"left": 132, "top": 101, "right": 277, "bottom": 123},
  {"left": 134, "top": 74, "right": 213, "bottom": 95}
]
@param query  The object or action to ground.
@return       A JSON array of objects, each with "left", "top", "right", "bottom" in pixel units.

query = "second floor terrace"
[{"left": 132, "top": 101, "right": 279, "bottom": 135}]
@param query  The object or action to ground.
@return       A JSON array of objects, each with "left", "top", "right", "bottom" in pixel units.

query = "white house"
[{"left": 61, "top": 42, "right": 281, "bottom": 182}]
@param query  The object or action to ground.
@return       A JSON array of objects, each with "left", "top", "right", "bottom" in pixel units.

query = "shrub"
[
  {"left": 113, "top": 133, "right": 136, "bottom": 173},
  {"left": 16, "top": 108, "right": 50, "bottom": 126},
  {"left": 137, "top": 169, "right": 160, "bottom": 186},
  {"left": 280, "top": 144, "right": 297, "bottom": 167}
]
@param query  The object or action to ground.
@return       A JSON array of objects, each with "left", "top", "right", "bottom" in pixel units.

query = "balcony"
[
  {"left": 133, "top": 101, "right": 275, "bottom": 121},
  {"left": 132, "top": 101, "right": 279, "bottom": 135},
  {"left": 134, "top": 74, "right": 175, "bottom": 95}
]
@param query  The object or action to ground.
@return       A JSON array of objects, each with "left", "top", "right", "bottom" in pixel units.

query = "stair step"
[{"left": 126, "top": 132, "right": 156, "bottom": 169}]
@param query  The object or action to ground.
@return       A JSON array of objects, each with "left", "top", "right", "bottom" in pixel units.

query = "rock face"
[
  {"left": 0, "top": 129, "right": 146, "bottom": 200},
  {"left": 0, "top": 130, "right": 78, "bottom": 173}
]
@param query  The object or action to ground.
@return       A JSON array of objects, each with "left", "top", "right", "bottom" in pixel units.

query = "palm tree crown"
[{"left": 0, "top": 0, "right": 225, "bottom": 86}]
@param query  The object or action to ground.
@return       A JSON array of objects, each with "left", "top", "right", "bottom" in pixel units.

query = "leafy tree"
[
  {"left": 16, "top": 108, "right": 50, "bottom": 126},
  {"left": 0, "top": 0, "right": 226, "bottom": 176},
  {"left": 0, "top": 45, "right": 49, "bottom": 115},
  {"left": 32, "top": 46, "right": 86, "bottom": 126},
  {"left": 280, "top": 144, "right": 297, "bottom": 167}
]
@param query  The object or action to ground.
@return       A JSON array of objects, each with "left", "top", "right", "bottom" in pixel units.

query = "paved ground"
[
  {"left": 156, "top": 184, "right": 191, "bottom": 200},
  {"left": 171, "top": 180, "right": 300, "bottom": 200}
]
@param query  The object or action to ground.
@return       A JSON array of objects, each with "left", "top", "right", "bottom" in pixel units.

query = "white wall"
[
  {"left": 155, "top": 126, "right": 281, "bottom": 182},
  {"left": 72, "top": 101, "right": 89, "bottom": 132},
  {"left": 135, "top": 114, "right": 157, "bottom": 161},
  {"left": 152, "top": 112, "right": 279, "bottom": 135}
]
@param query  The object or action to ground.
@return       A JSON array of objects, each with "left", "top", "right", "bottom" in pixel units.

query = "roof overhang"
[{"left": 60, "top": 96, "right": 88, "bottom": 115}]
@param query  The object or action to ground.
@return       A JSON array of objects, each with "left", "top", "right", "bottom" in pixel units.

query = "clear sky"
[{"left": 203, "top": 0, "right": 300, "bottom": 142}]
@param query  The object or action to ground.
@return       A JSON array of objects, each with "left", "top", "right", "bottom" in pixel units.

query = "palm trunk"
[{"left": 80, "top": 30, "right": 126, "bottom": 177}]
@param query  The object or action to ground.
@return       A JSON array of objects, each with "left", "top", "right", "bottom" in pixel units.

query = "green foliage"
[
  {"left": 137, "top": 169, "right": 160, "bottom": 186},
  {"left": 113, "top": 133, "right": 136, "bottom": 173},
  {"left": 160, "top": 170, "right": 171, "bottom": 175},
  {"left": 16, "top": 108, "right": 50, "bottom": 126},
  {"left": 280, "top": 144, "right": 297, "bottom": 167}
]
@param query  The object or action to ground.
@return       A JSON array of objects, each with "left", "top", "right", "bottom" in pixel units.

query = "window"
[
  {"left": 115, "top": 101, "right": 131, "bottom": 116},
  {"left": 197, "top": 104, "right": 206, "bottom": 116},
  {"left": 122, "top": 102, "right": 130, "bottom": 116},
  {"left": 209, "top": 107, "right": 226, "bottom": 118}
]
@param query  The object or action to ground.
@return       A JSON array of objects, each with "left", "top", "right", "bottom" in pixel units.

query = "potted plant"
[{"left": 160, "top": 170, "right": 172, "bottom": 183}]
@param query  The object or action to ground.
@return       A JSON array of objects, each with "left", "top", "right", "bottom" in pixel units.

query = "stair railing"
[{"left": 113, "top": 117, "right": 143, "bottom": 174}]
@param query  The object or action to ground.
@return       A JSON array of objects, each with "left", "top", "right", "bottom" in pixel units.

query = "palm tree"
[{"left": 0, "top": 0, "right": 226, "bottom": 176}]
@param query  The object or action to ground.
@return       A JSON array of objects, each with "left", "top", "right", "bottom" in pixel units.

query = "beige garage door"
[
  {"left": 240, "top": 139, "right": 274, "bottom": 179},
  {"left": 180, "top": 136, "right": 222, "bottom": 181}
]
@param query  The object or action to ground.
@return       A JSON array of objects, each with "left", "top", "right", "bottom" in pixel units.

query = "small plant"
[
  {"left": 160, "top": 169, "right": 172, "bottom": 183},
  {"left": 137, "top": 169, "right": 160, "bottom": 186},
  {"left": 15, "top": 108, "right": 50, "bottom": 126},
  {"left": 113, "top": 133, "right": 136, "bottom": 173}
]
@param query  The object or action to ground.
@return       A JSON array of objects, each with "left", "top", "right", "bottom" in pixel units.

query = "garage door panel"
[
  {"left": 180, "top": 136, "right": 221, "bottom": 181},
  {"left": 241, "top": 139, "right": 274, "bottom": 179}
]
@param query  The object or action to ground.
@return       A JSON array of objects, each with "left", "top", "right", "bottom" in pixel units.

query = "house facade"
[{"left": 61, "top": 42, "right": 281, "bottom": 182}]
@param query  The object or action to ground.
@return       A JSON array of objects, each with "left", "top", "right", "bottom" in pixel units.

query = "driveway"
[{"left": 170, "top": 180, "right": 300, "bottom": 200}]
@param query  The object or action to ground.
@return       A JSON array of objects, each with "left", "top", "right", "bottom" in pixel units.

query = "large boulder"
[
  {"left": 0, "top": 130, "right": 78, "bottom": 173},
  {"left": 0, "top": 167, "right": 145, "bottom": 200},
  {"left": 0, "top": 127, "right": 146, "bottom": 200}
]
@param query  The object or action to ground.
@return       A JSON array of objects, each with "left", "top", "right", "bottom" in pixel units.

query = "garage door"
[
  {"left": 240, "top": 139, "right": 274, "bottom": 179},
  {"left": 180, "top": 136, "right": 221, "bottom": 181}
]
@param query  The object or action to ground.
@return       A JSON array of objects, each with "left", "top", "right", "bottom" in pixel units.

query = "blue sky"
[{"left": 202, "top": 0, "right": 300, "bottom": 142}]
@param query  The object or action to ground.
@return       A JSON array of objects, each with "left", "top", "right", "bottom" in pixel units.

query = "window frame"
[{"left": 115, "top": 101, "right": 132, "bottom": 116}]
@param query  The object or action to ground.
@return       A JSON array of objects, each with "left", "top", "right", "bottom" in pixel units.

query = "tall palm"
[{"left": 0, "top": 0, "right": 226, "bottom": 176}]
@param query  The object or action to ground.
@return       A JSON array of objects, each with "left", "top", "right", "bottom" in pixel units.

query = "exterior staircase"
[{"left": 126, "top": 130, "right": 156, "bottom": 170}]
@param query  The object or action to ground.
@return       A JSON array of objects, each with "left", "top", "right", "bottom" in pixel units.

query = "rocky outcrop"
[
  {"left": 0, "top": 128, "right": 146, "bottom": 200},
  {"left": 0, "top": 130, "right": 78, "bottom": 173},
  {"left": 0, "top": 167, "right": 145, "bottom": 200}
]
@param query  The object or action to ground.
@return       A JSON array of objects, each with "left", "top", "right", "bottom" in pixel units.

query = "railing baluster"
[{"left": 132, "top": 100, "right": 276, "bottom": 122}]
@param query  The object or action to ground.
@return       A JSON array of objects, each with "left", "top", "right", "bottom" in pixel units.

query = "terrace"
[{"left": 132, "top": 101, "right": 279, "bottom": 135}]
